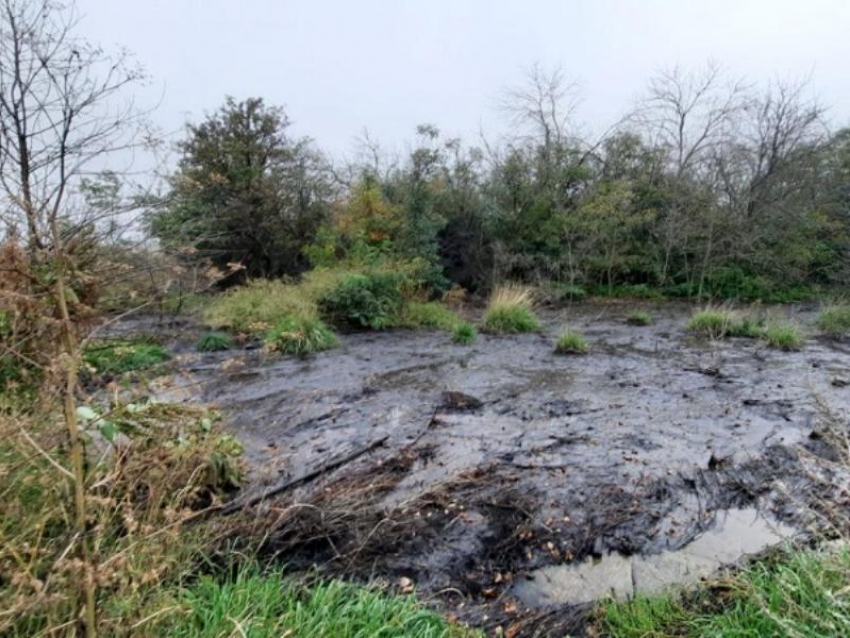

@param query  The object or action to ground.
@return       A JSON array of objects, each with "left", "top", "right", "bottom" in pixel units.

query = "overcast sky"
[{"left": 77, "top": 0, "right": 849, "bottom": 160}]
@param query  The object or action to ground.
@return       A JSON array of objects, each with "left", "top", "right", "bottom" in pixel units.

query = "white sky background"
[{"left": 77, "top": 0, "right": 850, "bottom": 162}]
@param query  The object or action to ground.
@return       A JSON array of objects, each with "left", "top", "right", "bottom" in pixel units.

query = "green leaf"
[
  {"left": 98, "top": 421, "right": 118, "bottom": 443},
  {"left": 76, "top": 406, "right": 98, "bottom": 422}
]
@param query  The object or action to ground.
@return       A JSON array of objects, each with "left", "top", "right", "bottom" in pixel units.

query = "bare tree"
[
  {"left": 0, "top": 2, "right": 148, "bottom": 635},
  {"left": 629, "top": 62, "right": 748, "bottom": 291},
  {"left": 743, "top": 78, "right": 827, "bottom": 215},
  {"left": 499, "top": 63, "right": 582, "bottom": 149},
  {"left": 634, "top": 61, "right": 749, "bottom": 178}
]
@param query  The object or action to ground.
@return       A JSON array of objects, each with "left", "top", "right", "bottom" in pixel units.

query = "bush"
[
  {"left": 763, "top": 323, "right": 804, "bottom": 350},
  {"left": 818, "top": 305, "right": 850, "bottom": 338},
  {"left": 593, "top": 284, "right": 664, "bottom": 300},
  {"left": 83, "top": 340, "right": 169, "bottom": 375},
  {"left": 319, "top": 272, "right": 405, "bottom": 330},
  {"left": 197, "top": 331, "right": 232, "bottom": 352},
  {"left": 1, "top": 400, "right": 243, "bottom": 635},
  {"left": 452, "top": 322, "right": 477, "bottom": 345},
  {"left": 554, "top": 330, "right": 588, "bottom": 354},
  {"left": 399, "top": 301, "right": 461, "bottom": 331},
  {"left": 626, "top": 311, "right": 652, "bottom": 326},
  {"left": 264, "top": 316, "right": 339, "bottom": 356},
  {"left": 204, "top": 271, "right": 351, "bottom": 335},
  {"left": 686, "top": 308, "right": 735, "bottom": 339},
  {"left": 482, "top": 285, "right": 539, "bottom": 333},
  {"left": 552, "top": 283, "right": 588, "bottom": 302}
]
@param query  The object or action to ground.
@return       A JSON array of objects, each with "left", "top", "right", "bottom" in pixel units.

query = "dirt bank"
[{"left": 147, "top": 301, "right": 850, "bottom": 635}]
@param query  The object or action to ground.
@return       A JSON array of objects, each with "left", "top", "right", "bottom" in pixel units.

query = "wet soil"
[{"left": 137, "top": 301, "right": 850, "bottom": 636}]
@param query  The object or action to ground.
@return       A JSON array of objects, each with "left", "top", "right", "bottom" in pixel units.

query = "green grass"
[
  {"left": 762, "top": 323, "right": 804, "bottom": 351},
  {"left": 83, "top": 340, "right": 169, "bottom": 374},
  {"left": 482, "top": 285, "right": 539, "bottom": 333},
  {"left": 399, "top": 301, "right": 462, "bottom": 331},
  {"left": 601, "top": 594, "right": 692, "bottom": 638},
  {"left": 554, "top": 330, "right": 588, "bottom": 354},
  {"left": 196, "top": 331, "right": 232, "bottom": 352},
  {"left": 153, "top": 567, "right": 476, "bottom": 638},
  {"left": 204, "top": 270, "right": 354, "bottom": 334},
  {"left": 686, "top": 308, "right": 807, "bottom": 351},
  {"left": 626, "top": 311, "right": 653, "bottom": 326},
  {"left": 818, "top": 304, "right": 850, "bottom": 338},
  {"left": 726, "top": 315, "right": 766, "bottom": 338},
  {"left": 482, "top": 306, "right": 539, "bottom": 333},
  {"left": 601, "top": 547, "right": 850, "bottom": 638},
  {"left": 686, "top": 308, "right": 735, "bottom": 339},
  {"left": 451, "top": 322, "right": 477, "bottom": 345},
  {"left": 264, "top": 315, "right": 339, "bottom": 356}
]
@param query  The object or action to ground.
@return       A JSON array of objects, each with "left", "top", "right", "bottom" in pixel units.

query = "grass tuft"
[
  {"left": 762, "top": 322, "right": 803, "bottom": 351},
  {"left": 686, "top": 308, "right": 735, "bottom": 339},
  {"left": 818, "top": 304, "right": 850, "bottom": 338},
  {"left": 482, "top": 285, "right": 539, "bottom": 333},
  {"left": 626, "top": 311, "right": 653, "bottom": 326},
  {"left": 726, "top": 315, "right": 766, "bottom": 338},
  {"left": 555, "top": 330, "right": 588, "bottom": 354},
  {"left": 83, "top": 340, "right": 169, "bottom": 375},
  {"left": 265, "top": 316, "right": 339, "bottom": 356},
  {"left": 196, "top": 331, "right": 231, "bottom": 352},
  {"left": 452, "top": 322, "right": 477, "bottom": 345},
  {"left": 399, "top": 301, "right": 461, "bottom": 331}
]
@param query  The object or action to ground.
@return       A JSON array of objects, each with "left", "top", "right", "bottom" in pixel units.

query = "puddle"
[{"left": 512, "top": 507, "right": 795, "bottom": 607}]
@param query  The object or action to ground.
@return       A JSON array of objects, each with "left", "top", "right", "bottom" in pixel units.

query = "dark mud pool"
[{"left": 149, "top": 302, "right": 850, "bottom": 635}]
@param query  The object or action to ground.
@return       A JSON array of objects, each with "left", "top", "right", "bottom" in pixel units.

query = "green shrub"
[
  {"left": 204, "top": 270, "right": 354, "bottom": 334},
  {"left": 319, "top": 272, "right": 405, "bottom": 330},
  {"left": 763, "top": 323, "right": 803, "bottom": 350},
  {"left": 264, "top": 316, "right": 339, "bottom": 356},
  {"left": 84, "top": 340, "right": 169, "bottom": 374},
  {"left": 197, "top": 332, "right": 232, "bottom": 352},
  {"left": 552, "top": 283, "right": 588, "bottom": 302},
  {"left": 818, "top": 305, "right": 850, "bottom": 338},
  {"left": 2, "top": 399, "right": 244, "bottom": 635},
  {"left": 686, "top": 308, "right": 735, "bottom": 339},
  {"left": 554, "top": 330, "right": 588, "bottom": 354},
  {"left": 626, "top": 311, "right": 652, "bottom": 326},
  {"left": 452, "top": 322, "right": 477, "bottom": 345},
  {"left": 593, "top": 284, "right": 664, "bottom": 300},
  {"left": 399, "top": 301, "right": 461, "bottom": 331},
  {"left": 482, "top": 285, "right": 539, "bottom": 333},
  {"left": 663, "top": 282, "right": 699, "bottom": 298},
  {"left": 0, "top": 354, "right": 22, "bottom": 393}
]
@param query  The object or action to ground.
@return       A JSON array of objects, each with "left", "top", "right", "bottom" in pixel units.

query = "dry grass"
[
  {"left": 488, "top": 284, "right": 535, "bottom": 310},
  {"left": 483, "top": 284, "right": 540, "bottom": 333},
  {"left": 0, "top": 398, "right": 243, "bottom": 636},
  {"left": 203, "top": 272, "right": 346, "bottom": 335}
]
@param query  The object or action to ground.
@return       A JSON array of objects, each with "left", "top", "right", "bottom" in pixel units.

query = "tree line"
[{"left": 148, "top": 63, "right": 850, "bottom": 300}]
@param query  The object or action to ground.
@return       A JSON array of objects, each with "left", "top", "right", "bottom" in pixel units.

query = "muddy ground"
[{"left": 135, "top": 301, "right": 850, "bottom": 636}]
